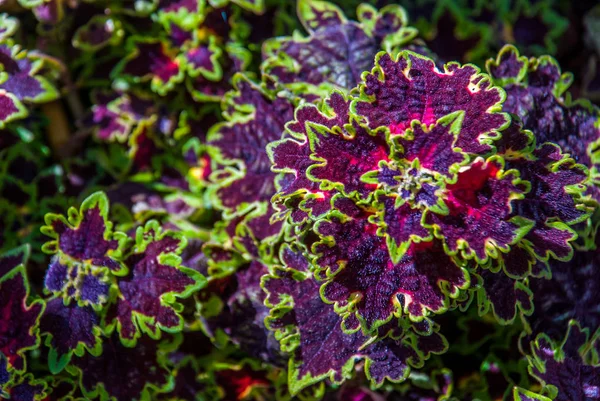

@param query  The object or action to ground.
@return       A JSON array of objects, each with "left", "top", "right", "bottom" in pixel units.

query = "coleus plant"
[{"left": 0, "top": 0, "right": 599, "bottom": 400}]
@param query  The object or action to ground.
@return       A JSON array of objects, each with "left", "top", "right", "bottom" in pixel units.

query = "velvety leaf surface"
[
  {"left": 354, "top": 52, "right": 507, "bottom": 154},
  {"left": 394, "top": 122, "right": 467, "bottom": 175},
  {"left": 314, "top": 203, "right": 468, "bottom": 330},
  {"left": 488, "top": 45, "right": 600, "bottom": 202},
  {"left": 475, "top": 268, "right": 533, "bottom": 324},
  {"left": 508, "top": 144, "right": 590, "bottom": 261},
  {"left": 0, "top": 267, "right": 44, "bottom": 372},
  {"left": 262, "top": 1, "right": 416, "bottom": 96},
  {"left": 109, "top": 221, "right": 204, "bottom": 344},
  {"left": 42, "top": 192, "right": 127, "bottom": 273},
  {"left": 263, "top": 265, "right": 420, "bottom": 394},
  {"left": 39, "top": 298, "right": 101, "bottom": 373},
  {"left": 208, "top": 76, "right": 295, "bottom": 212},
  {"left": 70, "top": 334, "right": 172, "bottom": 401},
  {"left": 269, "top": 91, "right": 351, "bottom": 223},
  {"left": 425, "top": 158, "right": 528, "bottom": 261},
  {"left": 528, "top": 323, "right": 600, "bottom": 401},
  {"left": 306, "top": 120, "right": 390, "bottom": 198}
]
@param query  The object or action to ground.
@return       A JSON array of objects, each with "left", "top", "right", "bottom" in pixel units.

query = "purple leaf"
[
  {"left": 314, "top": 202, "right": 468, "bottom": 331},
  {"left": 108, "top": 221, "right": 205, "bottom": 345},
  {"left": 263, "top": 265, "right": 420, "bottom": 394},
  {"left": 0, "top": 266, "right": 44, "bottom": 372},
  {"left": 70, "top": 334, "right": 173, "bottom": 401},
  {"left": 41, "top": 191, "right": 127, "bottom": 273},
  {"left": 39, "top": 298, "right": 102, "bottom": 374},
  {"left": 354, "top": 52, "right": 508, "bottom": 154}
]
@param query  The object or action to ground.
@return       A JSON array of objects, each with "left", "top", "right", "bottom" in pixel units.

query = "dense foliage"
[{"left": 0, "top": 0, "right": 599, "bottom": 400}]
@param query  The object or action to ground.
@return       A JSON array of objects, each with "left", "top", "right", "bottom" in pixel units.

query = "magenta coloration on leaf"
[
  {"left": 314, "top": 205, "right": 468, "bottom": 330},
  {"left": 268, "top": 46, "right": 589, "bottom": 335},
  {"left": 0, "top": 90, "right": 26, "bottom": 127},
  {"left": 269, "top": 91, "right": 351, "bottom": 223},
  {"left": 355, "top": 52, "right": 508, "bottom": 154},
  {"left": 263, "top": 265, "right": 421, "bottom": 394},
  {"left": 395, "top": 123, "right": 467, "bottom": 176},
  {"left": 108, "top": 221, "right": 204, "bottom": 344},
  {"left": 307, "top": 122, "right": 390, "bottom": 198},
  {"left": 426, "top": 158, "right": 528, "bottom": 261},
  {"left": 116, "top": 40, "right": 183, "bottom": 95},
  {"left": 0, "top": 266, "right": 44, "bottom": 372}
]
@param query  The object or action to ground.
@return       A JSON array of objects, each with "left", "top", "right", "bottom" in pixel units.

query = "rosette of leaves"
[
  {"left": 269, "top": 49, "right": 591, "bottom": 335},
  {"left": 261, "top": 0, "right": 418, "bottom": 99},
  {"left": 39, "top": 191, "right": 206, "bottom": 375}
]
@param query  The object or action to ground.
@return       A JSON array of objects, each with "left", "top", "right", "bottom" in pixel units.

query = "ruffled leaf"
[
  {"left": 114, "top": 39, "right": 184, "bottom": 96},
  {"left": 208, "top": 75, "right": 295, "bottom": 213},
  {"left": 39, "top": 298, "right": 103, "bottom": 374},
  {"left": 262, "top": 265, "right": 421, "bottom": 394},
  {"left": 42, "top": 191, "right": 128, "bottom": 273},
  {"left": 425, "top": 157, "right": 531, "bottom": 262},
  {"left": 354, "top": 51, "right": 508, "bottom": 154},
  {"left": 527, "top": 321, "right": 600, "bottom": 401},
  {"left": 108, "top": 220, "right": 205, "bottom": 345},
  {"left": 474, "top": 268, "right": 533, "bottom": 324},
  {"left": 68, "top": 334, "right": 174, "bottom": 401},
  {"left": 0, "top": 41, "right": 58, "bottom": 104},
  {"left": 0, "top": 265, "right": 44, "bottom": 372},
  {"left": 313, "top": 200, "right": 468, "bottom": 331},
  {"left": 1, "top": 374, "right": 47, "bottom": 401},
  {"left": 487, "top": 45, "right": 600, "bottom": 200},
  {"left": 262, "top": 1, "right": 416, "bottom": 97}
]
